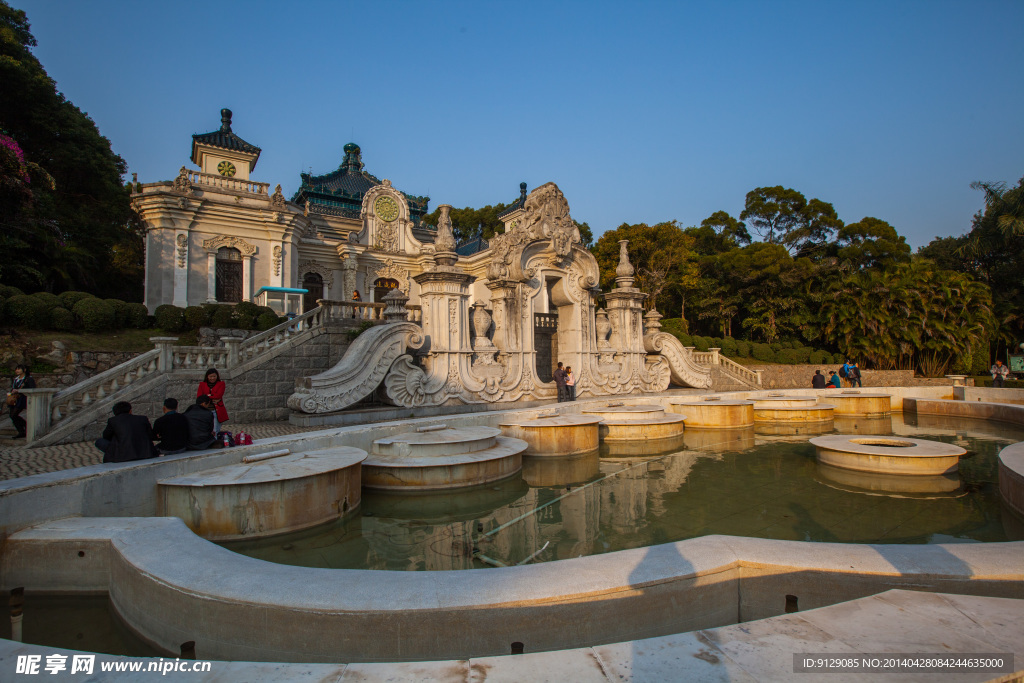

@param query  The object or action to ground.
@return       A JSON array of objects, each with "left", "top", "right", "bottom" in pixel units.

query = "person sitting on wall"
[
  {"left": 184, "top": 395, "right": 221, "bottom": 450},
  {"left": 553, "top": 362, "right": 568, "bottom": 402},
  {"left": 811, "top": 369, "right": 827, "bottom": 389},
  {"left": 152, "top": 397, "right": 190, "bottom": 455},
  {"left": 991, "top": 359, "right": 1010, "bottom": 388},
  {"left": 95, "top": 401, "right": 159, "bottom": 463},
  {"left": 827, "top": 370, "right": 842, "bottom": 389}
]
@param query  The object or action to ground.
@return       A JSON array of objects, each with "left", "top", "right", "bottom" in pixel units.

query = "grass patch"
[{"left": 6, "top": 328, "right": 182, "bottom": 354}]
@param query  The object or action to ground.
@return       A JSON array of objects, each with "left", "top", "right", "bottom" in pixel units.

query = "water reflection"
[
  {"left": 815, "top": 461, "right": 963, "bottom": 498},
  {"left": 226, "top": 415, "right": 1018, "bottom": 569},
  {"left": 834, "top": 415, "right": 893, "bottom": 435},
  {"left": 599, "top": 433, "right": 688, "bottom": 458},
  {"left": 754, "top": 421, "right": 833, "bottom": 437}
]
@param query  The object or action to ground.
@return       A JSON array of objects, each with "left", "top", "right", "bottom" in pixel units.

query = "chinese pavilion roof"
[
  {"left": 292, "top": 143, "right": 430, "bottom": 222},
  {"left": 497, "top": 182, "right": 529, "bottom": 219},
  {"left": 191, "top": 109, "right": 261, "bottom": 168}
]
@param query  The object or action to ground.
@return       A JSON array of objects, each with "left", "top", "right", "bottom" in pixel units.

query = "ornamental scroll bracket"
[{"left": 201, "top": 235, "right": 257, "bottom": 256}]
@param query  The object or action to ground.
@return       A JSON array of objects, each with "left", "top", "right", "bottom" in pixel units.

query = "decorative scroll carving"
[
  {"left": 202, "top": 235, "right": 256, "bottom": 256},
  {"left": 644, "top": 331, "right": 712, "bottom": 389},
  {"left": 175, "top": 234, "right": 188, "bottom": 268},
  {"left": 273, "top": 245, "right": 283, "bottom": 277},
  {"left": 340, "top": 254, "right": 357, "bottom": 299},
  {"left": 288, "top": 323, "right": 424, "bottom": 413},
  {"left": 374, "top": 222, "right": 399, "bottom": 253},
  {"left": 270, "top": 184, "right": 286, "bottom": 209},
  {"left": 173, "top": 166, "right": 193, "bottom": 194},
  {"left": 298, "top": 259, "right": 335, "bottom": 288},
  {"left": 373, "top": 258, "right": 409, "bottom": 293},
  {"left": 487, "top": 182, "right": 579, "bottom": 281}
]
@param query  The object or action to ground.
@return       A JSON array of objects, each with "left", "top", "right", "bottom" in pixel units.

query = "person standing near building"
[
  {"left": 7, "top": 364, "right": 35, "bottom": 439},
  {"left": 991, "top": 359, "right": 1010, "bottom": 388},
  {"left": 553, "top": 362, "right": 567, "bottom": 402},
  {"left": 565, "top": 366, "right": 576, "bottom": 401},
  {"left": 197, "top": 368, "right": 229, "bottom": 432}
]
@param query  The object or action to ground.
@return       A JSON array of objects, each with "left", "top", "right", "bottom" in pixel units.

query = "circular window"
[{"left": 217, "top": 160, "right": 236, "bottom": 177}]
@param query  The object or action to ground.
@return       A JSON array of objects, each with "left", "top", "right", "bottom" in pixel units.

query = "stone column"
[
  {"left": 173, "top": 232, "right": 189, "bottom": 307},
  {"left": 150, "top": 337, "right": 179, "bottom": 372},
  {"left": 20, "top": 388, "right": 59, "bottom": 443},
  {"left": 242, "top": 255, "right": 253, "bottom": 301},
  {"left": 709, "top": 348, "right": 721, "bottom": 365},
  {"left": 206, "top": 252, "right": 217, "bottom": 302},
  {"left": 143, "top": 230, "right": 152, "bottom": 312},
  {"left": 222, "top": 337, "right": 242, "bottom": 368}
]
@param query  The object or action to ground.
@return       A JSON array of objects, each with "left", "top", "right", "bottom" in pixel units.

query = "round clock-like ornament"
[
  {"left": 375, "top": 196, "right": 399, "bottom": 222},
  {"left": 217, "top": 160, "right": 236, "bottom": 177}
]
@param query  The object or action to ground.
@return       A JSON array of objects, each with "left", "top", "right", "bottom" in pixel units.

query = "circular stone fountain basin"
[
  {"left": 598, "top": 413, "right": 687, "bottom": 442},
  {"left": 499, "top": 415, "right": 602, "bottom": 456},
  {"left": 752, "top": 395, "right": 819, "bottom": 409},
  {"left": 666, "top": 399, "right": 755, "bottom": 428},
  {"left": 158, "top": 447, "right": 366, "bottom": 541},
  {"left": 581, "top": 404, "right": 666, "bottom": 421},
  {"left": 754, "top": 404, "right": 835, "bottom": 423},
  {"left": 815, "top": 462, "right": 962, "bottom": 497},
  {"left": 826, "top": 392, "right": 893, "bottom": 417},
  {"left": 364, "top": 426, "right": 527, "bottom": 490},
  {"left": 810, "top": 435, "right": 966, "bottom": 475}
]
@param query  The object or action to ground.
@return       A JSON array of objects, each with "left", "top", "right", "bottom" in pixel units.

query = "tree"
[
  {"left": 739, "top": 186, "right": 842, "bottom": 256},
  {"left": 0, "top": 1, "right": 135, "bottom": 296},
  {"left": 837, "top": 217, "right": 911, "bottom": 270},
  {"left": 699, "top": 210, "right": 750, "bottom": 247},
  {"left": 591, "top": 222, "right": 699, "bottom": 314}
]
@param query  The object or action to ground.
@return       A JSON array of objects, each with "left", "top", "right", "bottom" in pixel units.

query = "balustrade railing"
[
  {"left": 171, "top": 346, "right": 231, "bottom": 371},
  {"left": 691, "top": 348, "right": 761, "bottom": 386},
  {"left": 236, "top": 306, "right": 325, "bottom": 364},
  {"left": 50, "top": 348, "right": 161, "bottom": 423},
  {"left": 406, "top": 305, "right": 422, "bottom": 323},
  {"left": 186, "top": 170, "right": 269, "bottom": 196}
]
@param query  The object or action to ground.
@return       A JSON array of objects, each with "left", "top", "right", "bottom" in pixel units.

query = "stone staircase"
[
  {"left": 23, "top": 301, "right": 406, "bottom": 447},
  {"left": 691, "top": 349, "right": 762, "bottom": 390}
]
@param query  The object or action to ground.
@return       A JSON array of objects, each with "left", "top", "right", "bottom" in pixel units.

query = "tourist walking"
[
  {"left": 565, "top": 366, "right": 576, "bottom": 401},
  {"left": 95, "top": 401, "right": 159, "bottom": 463},
  {"left": 197, "top": 368, "right": 229, "bottom": 432},
  {"left": 152, "top": 397, "right": 190, "bottom": 455},
  {"left": 840, "top": 360, "right": 856, "bottom": 387},
  {"left": 7, "top": 364, "right": 35, "bottom": 439},
  {"left": 811, "top": 370, "right": 826, "bottom": 389},
  {"left": 184, "top": 396, "right": 220, "bottom": 450},
  {"left": 553, "top": 362, "right": 568, "bottom": 402},
  {"left": 991, "top": 359, "right": 1010, "bottom": 388},
  {"left": 849, "top": 361, "right": 863, "bottom": 388}
]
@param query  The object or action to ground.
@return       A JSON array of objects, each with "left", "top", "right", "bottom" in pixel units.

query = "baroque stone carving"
[
  {"left": 173, "top": 166, "right": 193, "bottom": 194},
  {"left": 487, "top": 182, "right": 579, "bottom": 281},
  {"left": 374, "top": 221, "right": 399, "bottom": 253},
  {"left": 175, "top": 234, "right": 188, "bottom": 268},
  {"left": 202, "top": 235, "right": 256, "bottom": 256},
  {"left": 270, "top": 184, "right": 286, "bottom": 209},
  {"left": 298, "top": 260, "right": 335, "bottom": 288},
  {"left": 373, "top": 258, "right": 409, "bottom": 293},
  {"left": 272, "top": 245, "right": 283, "bottom": 277},
  {"left": 340, "top": 254, "right": 357, "bottom": 299},
  {"left": 434, "top": 204, "right": 457, "bottom": 254}
]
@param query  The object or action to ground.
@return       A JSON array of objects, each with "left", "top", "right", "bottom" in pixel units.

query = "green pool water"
[{"left": 224, "top": 414, "right": 1024, "bottom": 570}]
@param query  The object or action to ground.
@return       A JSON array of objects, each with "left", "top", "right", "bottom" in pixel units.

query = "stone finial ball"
[{"left": 344, "top": 142, "right": 360, "bottom": 154}]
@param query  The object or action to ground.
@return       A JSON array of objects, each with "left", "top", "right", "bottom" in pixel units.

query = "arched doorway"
[
  {"left": 373, "top": 277, "right": 400, "bottom": 303},
  {"left": 302, "top": 272, "right": 324, "bottom": 312},
  {"left": 215, "top": 247, "right": 243, "bottom": 302}
]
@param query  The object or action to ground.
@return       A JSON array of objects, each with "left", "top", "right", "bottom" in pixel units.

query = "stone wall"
[
  {"left": 749, "top": 364, "right": 972, "bottom": 389},
  {"left": 33, "top": 347, "right": 141, "bottom": 390}
]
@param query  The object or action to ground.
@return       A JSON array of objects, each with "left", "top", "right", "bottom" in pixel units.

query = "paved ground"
[{"left": 0, "top": 420, "right": 323, "bottom": 482}]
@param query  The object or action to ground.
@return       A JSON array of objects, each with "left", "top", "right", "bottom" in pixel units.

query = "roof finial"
[
  {"left": 220, "top": 108, "right": 232, "bottom": 133},
  {"left": 519, "top": 182, "right": 527, "bottom": 204}
]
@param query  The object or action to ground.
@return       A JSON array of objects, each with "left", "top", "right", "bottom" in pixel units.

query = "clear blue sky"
[{"left": 13, "top": 0, "right": 1024, "bottom": 248}]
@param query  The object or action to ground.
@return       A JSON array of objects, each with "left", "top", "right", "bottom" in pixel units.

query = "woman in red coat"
[{"left": 197, "top": 368, "right": 229, "bottom": 431}]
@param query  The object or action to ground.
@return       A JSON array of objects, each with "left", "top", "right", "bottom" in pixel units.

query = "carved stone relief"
[
  {"left": 175, "top": 234, "right": 188, "bottom": 268},
  {"left": 202, "top": 235, "right": 257, "bottom": 256},
  {"left": 299, "top": 260, "right": 335, "bottom": 288}
]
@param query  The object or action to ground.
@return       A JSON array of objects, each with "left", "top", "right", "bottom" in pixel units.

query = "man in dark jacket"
[
  {"left": 95, "top": 401, "right": 158, "bottom": 463},
  {"left": 811, "top": 370, "right": 827, "bottom": 389},
  {"left": 152, "top": 397, "right": 190, "bottom": 455},
  {"left": 553, "top": 361, "right": 567, "bottom": 402},
  {"left": 184, "top": 396, "right": 219, "bottom": 450}
]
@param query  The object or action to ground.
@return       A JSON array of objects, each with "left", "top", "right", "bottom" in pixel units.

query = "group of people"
[
  {"left": 93, "top": 368, "right": 229, "bottom": 463},
  {"left": 552, "top": 362, "right": 576, "bottom": 402},
  {"left": 812, "top": 360, "right": 862, "bottom": 389}
]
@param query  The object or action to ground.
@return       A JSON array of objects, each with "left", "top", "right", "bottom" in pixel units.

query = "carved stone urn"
[
  {"left": 472, "top": 300, "right": 492, "bottom": 342},
  {"left": 615, "top": 239, "right": 635, "bottom": 288},
  {"left": 595, "top": 308, "right": 612, "bottom": 349}
]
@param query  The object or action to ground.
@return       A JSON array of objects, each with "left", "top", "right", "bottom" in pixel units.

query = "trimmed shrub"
[
  {"left": 709, "top": 337, "right": 725, "bottom": 350},
  {"left": 154, "top": 304, "right": 187, "bottom": 332},
  {"left": 210, "top": 306, "right": 237, "bottom": 329},
  {"left": 72, "top": 298, "right": 116, "bottom": 332},
  {"left": 0, "top": 285, "right": 24, "bottom": 299},
  {"left": 809, "top": 349, "right": 828, "bottom": 365},
  {"left": 4, "top": 295, "right": 48, "bottom": 328},
  {"left": 776, "top": 348, "right": 799, "bottom": 364},
  {"left": 676, "top": 334, "right": 693, "bottom": 347},
  {"left": 256, "top": 312, "right": 280, "bottom": 331},
  {"left": 126, "top": 303, "right": 150, "bottom": 329},
  {"left": 735, "top": 340, "right": 751, "bottom": 357},
  {"left": 31, "top": 292, "right": 62, "bottom": 310},
  {"left": 49, "top": 306, "right": 75, "bottom": 331},
  {"left": 791, "top": 346, "right": 812, "bottom": 364},
  {"left": 104, "top": 299, "right": 131, "bottom": 328},
  {"left": 769, "top": 341, "right": 783, "bottom": 352},
  {"left": 720, "top": 337, "right": 738, "bottom": 356},
  {"left": 184, "top": 305, "right": 213, "bottom": 329},
  {"left": 752, "top": 343, "right": 775, "bottom": 362},
  {"left": 235, "top": 301, "right": 261, "bottom": 318},
  {"left": 257, "top": 305, "right": 277, "bottom": 319},
  {"left": 58, "top": 291, "right": 93, "bottom": 309},
  {"left": 693, "top": 336, "right": 710, "bottom": 352}
]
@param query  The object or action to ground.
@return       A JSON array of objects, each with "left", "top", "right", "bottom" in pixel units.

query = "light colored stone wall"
[{"left": 749, "top": 364, "right": 973, "bottom": 389}]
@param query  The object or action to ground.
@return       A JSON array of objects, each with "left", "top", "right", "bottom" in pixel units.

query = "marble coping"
[
  {"left": 497, "top": 414, "right": 604, "bottom": 428},
  {"left": 2, "top": 517, "right": 1022, "bottom": 663},
  {"left": 371, "top": 426, "right": 500, "bottom": 457},
  {"left": 157, "top": 447, "right": 367, "bottom": 487},
  {"left": 1, "top": 589, "right": 1020, "bottom": 681},
  {"left": 809, "top": 435, "right": 967, "bottom": 459},
  {"left": 363, "top": 435, "right": 527, "bottom": 468}
]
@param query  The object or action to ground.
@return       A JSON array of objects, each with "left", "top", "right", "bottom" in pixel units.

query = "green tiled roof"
[{"left": 191, "top": 109, "right": 261, "bottom": 168}]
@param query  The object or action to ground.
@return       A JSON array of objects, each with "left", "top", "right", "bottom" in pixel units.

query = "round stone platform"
[
  {"left": 363, "top": 426, "right": 526, "bottom": 491},
  {"left": 752, "top": 395, "right": 818, "bottom": 409},
  {"left": 598, "top": 413, "right": 687, "bottom": 442},
  {"left": 682, "top": 426, "right": 756, "bottom": 453},
  {"left": 826, "top": 391, "right": 893, "bottom": 417},
  {"left": 158, "top": 447, "right": 366, "bottom": 541},
  {"left": 521, "top": 450, "right": 601, "bottom": 487},
  {"left": 815, "top": 461, "right": 963, "bottom": 497},
  {"left": 580, "top": 404, "right": 667, "bottom": 421},
  {"left": 498, "top": 415, "right": 602, "bottom": 456},
  {"left": 666, "top": 398, "right": 755, "bottom": 428},
  {"left": 754, "top": 404, "right": 835, "bottom": 424},
  {"left": 810, "top": 435, "right": 967, "bottom": 475}
]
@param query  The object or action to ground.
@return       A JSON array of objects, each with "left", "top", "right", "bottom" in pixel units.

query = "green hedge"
[
  {"left": 210, "top": 306, "right": 237, "bottom": 329},
  {"left": 184, "top": 306, "right": 213, "bottom": 329},
  {"left": 72, "top": 298, "right": 116, "bottom": 332},
  {"left": 58, "top": 291, "right": 94, "bottom": 309},
  {"left": 4, "top": 295, "right": 48, "bottom": 328},
  {"left": 125, "top": 303, "right": 150, "bottom": 329},
  {"left": 256, "top": 312, "right": 280, "bottom": 330},
  {"left": 0, "top": 285, "right": 24, "bottom": 299},
  {"left": 751, "top": 343, "right": 774, "bottom": 362},
  {"left": 31, "top": 292, "right": 62, "bottom": 310},
  {"left": 49, "top": 307, "right": 75, "bottom": 331},
  {"left": 154, "top": 304, "right": 187, "bottom": 332}
]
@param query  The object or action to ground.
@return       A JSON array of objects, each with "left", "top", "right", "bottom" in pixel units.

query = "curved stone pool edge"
[{"left": 2, "top": 385, "right": 1024, "bottom": 664}]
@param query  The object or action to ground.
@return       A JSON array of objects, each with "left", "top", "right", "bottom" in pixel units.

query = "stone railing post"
[
  {"left": 150, "top": 337, "right": 179, "bottom": 373},
  {"left": 755, "top": 370, "right": 763, "bottom": 386},
  {"left": 222, "top": 337, "right": 242, "bottom": 368},
  {"left": 709, "top": 348, "right": 721, "bottom": 365},
  {"left": 383, "top": 289, "right": 410, "bottom": 323},
  {"left": 945, "top": 374, "right": 967, "bottom": 387},
  {"left": 20, "top": 388, "right": 59, "bottom": 443}
]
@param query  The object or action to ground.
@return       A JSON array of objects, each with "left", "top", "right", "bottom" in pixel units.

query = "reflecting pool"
[{"left": 225, "top": 414, "right": 1024, "bottom": 570}]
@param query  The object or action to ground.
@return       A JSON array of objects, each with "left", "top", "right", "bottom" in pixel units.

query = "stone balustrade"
[
  {"left": 691, "top": 347, "right": 762, "bottom": 387},
  {"left": 186, "top": 169, "right": 269, "bottom": 196},
  {"left": 48, "top": 348, "right": 162, "bottom": 424}
]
